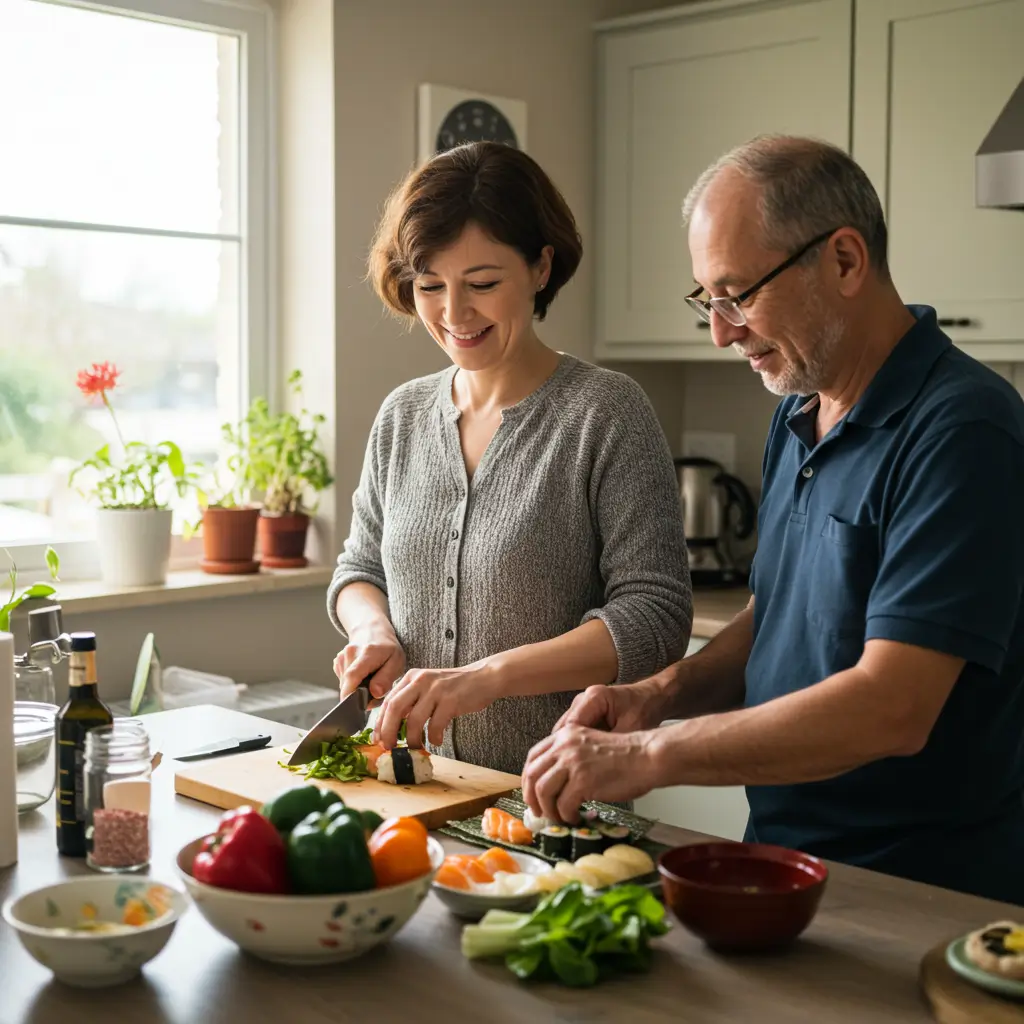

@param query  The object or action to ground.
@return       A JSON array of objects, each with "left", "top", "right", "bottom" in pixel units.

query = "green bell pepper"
[
  {"left": 261, "top": 784, "right": 344, "bottom": 835},
  {"left": 357, "top": 809, "right": 385, "bottom": 836},
  {"left": 287, "top": 803, "right": 375, "bottom": 895}
]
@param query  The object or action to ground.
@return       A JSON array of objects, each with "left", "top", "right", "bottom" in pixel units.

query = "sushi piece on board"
[
  {"left": 482, "top": 807, "right": 535, "bottom": 846},
  {"left": 536, "top": 825, "right": 572, "bottom": 859},
  {"left": 580, "top": 807, "right": 601, "bottom": 826},
  {"left": 523, "top": 807, "right": 553, "bottom": 834},
  {"left": 376, "top": 746, "right": 433, "bottom": 785},
  {"left": 571, "top": 827, "right": 604, "bottom": 860},
  {"left": 597, "top": 821, "right": 631, "bottom": 849}
]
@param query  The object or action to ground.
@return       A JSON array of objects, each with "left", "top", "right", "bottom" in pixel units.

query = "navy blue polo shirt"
[{"left": 745, "top": 306, "right": 1024, "bottom": 902}]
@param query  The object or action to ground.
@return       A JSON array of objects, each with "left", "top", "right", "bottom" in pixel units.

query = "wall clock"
[{"left": 417, "top": 84, "right": 528, "bottom": 164}]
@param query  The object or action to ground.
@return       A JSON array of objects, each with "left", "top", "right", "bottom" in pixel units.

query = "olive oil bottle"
[{"left": 56, "top": 632, "right": 113, "bottom": 857}]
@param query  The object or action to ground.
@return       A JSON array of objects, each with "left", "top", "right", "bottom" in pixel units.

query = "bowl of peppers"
[{"left": 175, "top": 784, "right": 442, "bottom": 964}]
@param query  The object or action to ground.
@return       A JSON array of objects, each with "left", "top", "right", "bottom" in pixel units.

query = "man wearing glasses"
[{"left": 523, "top": 134, "right": 1024, "bottom": 902}]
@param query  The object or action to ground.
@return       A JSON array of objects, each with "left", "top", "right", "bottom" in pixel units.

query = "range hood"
[{"left": 976, "top": 76, "right": 1024, "bottom": 209}]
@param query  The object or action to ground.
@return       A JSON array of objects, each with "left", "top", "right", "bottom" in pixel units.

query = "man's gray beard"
[{"left": 757, "top": 318, "right": 844, "bottom": 396}]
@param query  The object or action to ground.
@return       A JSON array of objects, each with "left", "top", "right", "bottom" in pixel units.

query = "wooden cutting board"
[
  {"left": 920, "top": 941, "right": 1024, "bottom": 1023},
  {"left": 173, "top": 745, "right": 521, "bottom": 830}
]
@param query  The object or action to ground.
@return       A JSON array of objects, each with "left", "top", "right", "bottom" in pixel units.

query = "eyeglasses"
[{"left": 685, "top": 228, "right": 839, "bottom": 328}]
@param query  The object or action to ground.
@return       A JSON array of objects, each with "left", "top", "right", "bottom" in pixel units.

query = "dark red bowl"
[{"left": 657, "top": 842, "right": 828, "bottom": 952}]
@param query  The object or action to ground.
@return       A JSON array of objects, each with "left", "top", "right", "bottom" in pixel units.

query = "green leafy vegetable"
[
  {"left": 461, "top": 883, "right": 669, "bottom": 987},
  {"left": 280, "top": 727, "right": 374, "bottom": 783}
]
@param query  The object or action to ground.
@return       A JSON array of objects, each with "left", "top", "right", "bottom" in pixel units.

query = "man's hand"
[
  {"left": 554, "top": 675, "right": 672, "bottom": 734},
  {"left": 522, "top": 725, "right": 662, "bottom": 823}
]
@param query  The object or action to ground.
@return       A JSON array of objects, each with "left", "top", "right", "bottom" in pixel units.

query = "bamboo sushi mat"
[{"left": 439, "top": 790, "right": 666, "bottom": 863}]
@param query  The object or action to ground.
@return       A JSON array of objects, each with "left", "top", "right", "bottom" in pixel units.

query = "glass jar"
[
  {"left": 84, "top": 720, "right": 152, "bottom": 873},
  {"left": 14, "top": 658, "right": 55, "bottom": 705},
  {"left": 14, "top": 701, "right": 57, "bottom": 814}
]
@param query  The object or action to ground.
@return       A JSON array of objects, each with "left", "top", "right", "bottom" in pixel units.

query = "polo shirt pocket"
[{"left": 808, "top": 515, "right": 879, "bottom": 637}]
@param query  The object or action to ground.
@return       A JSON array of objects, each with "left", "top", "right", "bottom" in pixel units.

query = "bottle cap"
[{"left": 69, "top": 632, "right": 97, "bottom": 652}]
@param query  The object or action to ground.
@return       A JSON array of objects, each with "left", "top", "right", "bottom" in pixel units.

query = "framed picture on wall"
[{"left": 417, "top": 84, "right": 527, "bottom": 164}]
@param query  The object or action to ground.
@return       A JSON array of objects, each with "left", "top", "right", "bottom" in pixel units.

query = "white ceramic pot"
[{"left": 95, "top": 508, "right": 173, "bottom": 587}]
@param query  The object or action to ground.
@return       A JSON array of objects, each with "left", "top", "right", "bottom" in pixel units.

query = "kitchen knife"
[
  {"left": 286, "top": 678, "right": 373, "bottom": 766},
  {"left": 174, "top": 734, "right": 273, "bottom": 762}
]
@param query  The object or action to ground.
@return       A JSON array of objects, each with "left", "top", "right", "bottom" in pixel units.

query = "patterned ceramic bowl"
[
  {"left": 1, "top": 875, "right": 188, "bottom": 987},
  {"left": 175, "top": 833, "right": 443, "bottom": 965}
]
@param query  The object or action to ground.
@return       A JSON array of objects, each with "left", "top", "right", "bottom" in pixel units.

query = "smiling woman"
[{"left": 326, "top": 142, "right": 693, "bottom": 776}]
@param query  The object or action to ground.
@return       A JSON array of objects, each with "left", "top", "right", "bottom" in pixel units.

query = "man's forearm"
[{"left": 657, "top": 603, "right": 753, "bottom": 721}]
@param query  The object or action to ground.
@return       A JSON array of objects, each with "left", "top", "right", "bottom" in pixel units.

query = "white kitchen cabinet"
[
  {"left": 635, "top": 629, "right": 750, "bottom": 839},
  {"left": 595, "top": 0, "right": 852, "bottom": 360},
  {"left": 854, "top": 0, "right": 1024, "bottom": 355}
]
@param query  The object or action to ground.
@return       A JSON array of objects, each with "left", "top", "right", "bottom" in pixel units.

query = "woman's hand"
[
  {"left": 333, "top": 624, "right": 407, "bottom": 701},
  {"left": 374, "top": 662, "right": 504, "bottom": 750}
]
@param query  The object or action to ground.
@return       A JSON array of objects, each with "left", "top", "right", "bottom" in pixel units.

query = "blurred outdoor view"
[{"left": 0, "top": 0, "right": 242, "bottom": 545}]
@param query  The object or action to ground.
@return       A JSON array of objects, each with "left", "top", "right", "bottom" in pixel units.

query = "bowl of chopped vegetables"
[{"left": 175, "top": 784, "right": 443, "bottom": 964}]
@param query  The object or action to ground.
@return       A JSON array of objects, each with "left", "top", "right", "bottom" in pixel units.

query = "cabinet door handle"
[{"left": 938, "top": 317, "right": 980, "bottom": 328}]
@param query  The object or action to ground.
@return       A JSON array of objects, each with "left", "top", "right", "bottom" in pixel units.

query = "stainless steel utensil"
[{"left": 285, "top": 678, "right": 372, "bottom": 766}]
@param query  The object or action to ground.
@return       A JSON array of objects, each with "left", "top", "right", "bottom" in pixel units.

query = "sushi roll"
[
  {"left": 376, "top": 746, "right": 433, "bottom": 785},
  {"left": 571, "top": 827, "right": 604, "bottom": 860},
  {"left": 537, "top": 825, "right": 572, "bottom": 859},
  {"left": 579, "top": 807, "right": 601, "bottom": 826},
  {"left": 597, "top": 821, "right": 631, "bottom": 849}
]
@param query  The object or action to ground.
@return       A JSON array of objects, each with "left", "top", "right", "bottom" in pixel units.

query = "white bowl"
[
  {"left": 1, "top": 875, "right": 188, "bottom": 988},
  {"left": 431, "top": 849, "right": 553, "bottom": 920},
  {"left": 176, "top": 833, "right": 443, "bottom": 965}
]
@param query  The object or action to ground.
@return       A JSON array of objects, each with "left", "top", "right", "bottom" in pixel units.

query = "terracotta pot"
[
  {"left": 257, "top": 511, "right": 310, "bottom": 569},
  {"left": 200, "top": 506, "right": 260, "bottom": 575}
]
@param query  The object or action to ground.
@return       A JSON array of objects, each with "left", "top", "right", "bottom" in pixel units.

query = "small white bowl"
[
  {"left": 431, "top": 849, "right": 553, "bottom": 920},
  {"left": 2, "top": 875, "right": 188, "bottom": 988},
  {"left": 176, "top": 833, "right": 443, "bottom": 965}
]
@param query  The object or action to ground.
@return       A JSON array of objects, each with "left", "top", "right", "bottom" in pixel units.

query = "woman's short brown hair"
[{"left": 368, "top": 142, "right": 583, "bottom": 321}]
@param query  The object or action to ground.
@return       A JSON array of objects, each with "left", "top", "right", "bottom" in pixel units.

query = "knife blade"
[{"left": 286, "top": 678, "right": 373, "bottom": 766}]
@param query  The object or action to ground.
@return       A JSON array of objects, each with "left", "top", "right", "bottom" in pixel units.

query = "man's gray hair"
[{"left": 682, "top": 135, "right": 890, "bottom": 280}]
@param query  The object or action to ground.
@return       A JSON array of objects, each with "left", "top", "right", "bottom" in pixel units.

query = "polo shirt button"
[
  {"left": 451, "top": 529, "right": 459, "bottom": 540},
  {"left": 447, "top": 577, "right": 455, "bottom": 588},
  {"left": 801, "top": 466, "right": 814, "bottom": 479},
  {"left": 445, "top": 628, "right": 454, "bottom": 640}
]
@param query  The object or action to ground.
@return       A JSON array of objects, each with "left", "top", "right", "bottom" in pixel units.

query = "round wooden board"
[{"left": 920, "top": 941, "right": 1024, "bottom": 1023}]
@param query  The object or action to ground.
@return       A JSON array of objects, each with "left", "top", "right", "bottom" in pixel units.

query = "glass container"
[
  {"left": 84, "top": 720, "right": 151, "bottom": 873},
  {"left": 14, "top": 701, "right": 57, "bottom": 814},
  {"left": 13, "top": 659, "right": 55, "bottom": 706}
]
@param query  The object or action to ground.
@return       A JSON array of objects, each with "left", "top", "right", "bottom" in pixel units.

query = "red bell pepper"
[{"left": 193, "top": 806, "right": 289, "bottom": 894}]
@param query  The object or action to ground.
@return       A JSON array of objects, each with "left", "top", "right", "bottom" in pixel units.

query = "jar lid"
[{"left": 14, "top": 701, "right": 58, "bottom": 746}]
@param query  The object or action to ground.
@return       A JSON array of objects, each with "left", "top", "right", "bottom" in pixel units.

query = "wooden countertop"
[
  {"left": 692, "top": 586, "right": 750, "bottom": 638},
  {"left": 3, "top": 706, "right": 1018, "bottom": 1024}
]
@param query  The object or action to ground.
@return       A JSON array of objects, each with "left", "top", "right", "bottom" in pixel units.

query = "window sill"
[{"left": 49, "top": 565, "right": 334, "bottom": 616}]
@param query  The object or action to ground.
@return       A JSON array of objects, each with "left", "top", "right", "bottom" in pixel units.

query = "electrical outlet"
[{"left": 680, "top": 430, "right": 737, "bottom": 473}]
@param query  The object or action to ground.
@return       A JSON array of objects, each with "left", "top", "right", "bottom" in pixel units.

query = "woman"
[{"left": 328, "top": 141, "right": 691, "bottom": 775}]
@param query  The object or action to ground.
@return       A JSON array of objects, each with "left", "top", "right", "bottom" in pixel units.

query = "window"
[{"left": 0, "top": 0, "right": 271, "bottom": 575}]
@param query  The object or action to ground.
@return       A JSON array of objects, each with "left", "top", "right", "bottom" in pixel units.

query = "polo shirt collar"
[{"left": 846, "top": 305, "right": 951, "bottom": 428}]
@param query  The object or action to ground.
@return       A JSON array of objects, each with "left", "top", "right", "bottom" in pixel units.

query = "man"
[{"left": 522, "top": 135, "right": 1024, "bottom": 903}]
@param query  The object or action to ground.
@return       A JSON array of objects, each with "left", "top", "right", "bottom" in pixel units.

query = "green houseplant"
[
  {"left": 247, "top": 370, "right": 333, "bottom": 568},
  {"left": 69, "top": 363, "right": 200, "bottom": 587}
]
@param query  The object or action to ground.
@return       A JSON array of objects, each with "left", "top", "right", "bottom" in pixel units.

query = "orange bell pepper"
[{"left": 368, "top": 816, "right": 431, "bottom": 888}]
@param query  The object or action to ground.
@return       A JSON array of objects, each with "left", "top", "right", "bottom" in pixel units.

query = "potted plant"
[
  {"left": 69, "top": 362, "right": 200, "bottom": 587},
  {"left": 247, "top": 370, "right": 333, "bottom": 569},
  {"left": 193, "top": 419, "right": 261, "bottom": 575}
]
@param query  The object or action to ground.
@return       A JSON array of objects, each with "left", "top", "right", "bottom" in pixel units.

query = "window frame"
[{"left": 0, "top": 0, "right": 275, "bottom": 579}]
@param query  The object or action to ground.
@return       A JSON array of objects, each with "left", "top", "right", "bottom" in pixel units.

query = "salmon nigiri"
[{"left": 481, "top": 807, "right": 534, "bottom": 846}]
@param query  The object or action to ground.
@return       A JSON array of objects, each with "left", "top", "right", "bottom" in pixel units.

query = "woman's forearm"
[
  {"left": 485, "top": 619, "right": 619, "bottom": 698},
  {"left": 335, "top": 581, "right": 395, "bottom": 639}
]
